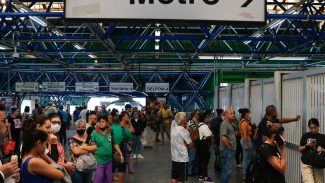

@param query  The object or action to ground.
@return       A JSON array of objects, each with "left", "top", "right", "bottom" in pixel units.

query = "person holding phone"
[
  {"left": 299, "top": 118, "right": 325, "bottom": 183},
  {"left": 257, "top": 122, "right": 286, "bottom": 183}
]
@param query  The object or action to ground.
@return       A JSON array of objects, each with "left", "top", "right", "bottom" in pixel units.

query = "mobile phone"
[{"left": 274, "top": 134, "right": 284, "bottom": 147}]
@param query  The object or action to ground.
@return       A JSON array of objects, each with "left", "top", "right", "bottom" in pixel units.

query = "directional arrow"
[{"left": 241, "top": 0, "right": 253, "bottom": 7}]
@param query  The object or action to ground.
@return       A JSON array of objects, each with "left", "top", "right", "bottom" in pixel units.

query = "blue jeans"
[
  {"left": 71, "top": 170, "right": 93, "bottom": 183},
  {"left": 132, "top": 135, "right": 142, "bottom": 155},
  {"left": 187, "top": 148, "right": 197, "bottom": 174},
  {"left": 240, "top": 138, "right": 252, "bottom": 175},
  {"left": 220, "top": 149, "right": 235, "bottom": 183}
]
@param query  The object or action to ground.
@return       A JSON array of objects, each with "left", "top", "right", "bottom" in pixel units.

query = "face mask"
[
  {"left": 51, "top": 124, "right": 61, "bottom": 133},
  {"left": 76, "top": 129, "right": 85, "bottom": 136}
]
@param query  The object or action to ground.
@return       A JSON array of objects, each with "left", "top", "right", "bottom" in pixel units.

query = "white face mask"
[{"left": 51, "top": 124, "right": 61, "bottom": 133}]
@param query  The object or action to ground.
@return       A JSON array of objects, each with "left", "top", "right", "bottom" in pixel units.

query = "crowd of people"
[
  {"left": 0, "top": 99, "right": 174, "bottom": 183},
  {"left": 0, "top": 100, "right": 323, "bottom": 183},
  {"left": 170, "top": 105, "right": 325, "bottom": 183}
]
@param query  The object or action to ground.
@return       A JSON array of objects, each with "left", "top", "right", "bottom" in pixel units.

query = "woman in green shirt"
[{"left": 92, "top": 115, "right": 123, "bottom": 183}]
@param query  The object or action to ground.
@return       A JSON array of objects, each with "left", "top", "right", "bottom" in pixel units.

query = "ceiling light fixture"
[
  {"left": 269, "top": 57, "right": 307, "bottom": 61},
  {"left": 18, "top": 8, "right": 47, "bottom": 27},
  {"left": 73, "top": 44, "right": 83, "bottom": 50},
  {"left": 199, "top": 56, "right": 242, "bottom": 60},
  {"left": 0, "top": 44, "right": 9, "bottom": 50}
]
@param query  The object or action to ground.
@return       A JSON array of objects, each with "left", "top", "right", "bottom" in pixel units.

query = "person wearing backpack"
[
  {"left": 111, "top": 112, "right": 134, "bottom": 183},
  {"left": 197, "top": 112, "right": 213, "bottom": 183},
  {"left": 238, "top": 108, "right": 253, "bottom": 181},
  {"left": 186, "top": 110, "right": 200, "bottom": 176},
  {"left": 209, "top": 108, "right": 224, "bottom": 171}
]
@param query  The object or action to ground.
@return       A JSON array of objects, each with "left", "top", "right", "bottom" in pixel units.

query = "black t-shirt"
[
  {"left": 131, "top": 119, "right": 145, "bottom": 136},
  {"left": 258, "top": 143, "right": 285, "bottom": 183},
  {"left": 8, "top": 116, "right": 22, "bottom": 137},
  {"left": 300, "top": 132, "right": 325, "bottom": 164},
  {"left": 257, "top": 116, "right": 280, "bottom": 147}
]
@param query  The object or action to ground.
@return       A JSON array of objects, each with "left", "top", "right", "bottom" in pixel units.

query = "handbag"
[
  {"left": 122, "top": 127, "right": 133, "bottom": 155},
  {"left": 302, "top": 151, "right": 325, "bottom": 168},
  {"left": 73, "top": 153, "right": 97, "bottom": 172},
  {"left": 4, "top": 140, "right": 16, "bottom": 154},
  {"left": 113, "top": 151, "right": 123, "bottom": 167}
]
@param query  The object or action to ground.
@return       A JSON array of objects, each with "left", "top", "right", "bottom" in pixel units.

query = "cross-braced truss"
[{"left": 1, "top": 0, "right": 325, "bottom": 110}]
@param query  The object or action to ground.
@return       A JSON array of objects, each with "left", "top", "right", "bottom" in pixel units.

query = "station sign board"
[
  {"left": 145, "top": 83, "right": 169, "bottom": 93},
  {"left": 65, "top": 0, "right": 265, "bottom": 23},
  {"left": 42, "top": 82, "right": 66, "bottom": 92},
  {"left": 110, "top": 83, "right": 133, "bottom": 92},
  {"left": 75, "top": 82, "right": 99, "bottom": 92},
  {"left": 15, "top": 82, "right": 39, "bottom": 92}
]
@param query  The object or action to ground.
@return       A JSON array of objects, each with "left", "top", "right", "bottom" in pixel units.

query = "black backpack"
[{"left": 246, "top": 149, "right": 261, "bottom": 183}]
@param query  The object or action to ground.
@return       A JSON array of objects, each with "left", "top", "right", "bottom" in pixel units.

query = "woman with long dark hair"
[
  {"left": 238, "top": 108, "right": 253, "bottom": 180},
  {"left": 21, "top": 130, "right": 64, "bottom": 183}
]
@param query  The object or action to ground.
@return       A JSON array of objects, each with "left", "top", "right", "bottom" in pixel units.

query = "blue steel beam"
[{"left": 2, "top": 12, "right": 325, "bottom": 20}]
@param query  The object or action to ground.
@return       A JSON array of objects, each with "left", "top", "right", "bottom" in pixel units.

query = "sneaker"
[
  {"left": 137, "top": 154, "right": 144, "bottom": 159},
  {"left": 198, "top": 176, "right": 204, "bottom": 181},
  {"left": 236, "top": 164, "right": 242, "bottom": 168},
  {"left": 155, "top": 139, "right": 162, "bottom": 143},
  {"left": 131, "top": 154, "right": 137, "bottom": 159},
  {"left": 203, "top": 177, "right": 214, "bottom": 183}
]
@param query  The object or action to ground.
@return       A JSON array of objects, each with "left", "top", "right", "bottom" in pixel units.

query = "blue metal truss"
[
  {"left": 1, "top": 0, "right": 325, "bottom": 109},
  {"left": 0, "top": 70, "right": 213, "bottom": 111}
]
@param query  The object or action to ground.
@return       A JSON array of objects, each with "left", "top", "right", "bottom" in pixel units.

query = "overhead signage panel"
[
  {"left": 15, "top": 82, "right": 39, "bottom": 92},
  {"left": 65, "top": 0, "right": 265, "bottom": 22},
  {"left": 42, "top": 82, "right": 66, "bottom": 92},
  {"left": 75, "top": 82, "right": 99, "bottom": 92},
  {"left": 110, "top": 83, "right": 133, "bottom": 93},
  {"left": 145, "top": 83, "right": 169, "bottom": 93}
]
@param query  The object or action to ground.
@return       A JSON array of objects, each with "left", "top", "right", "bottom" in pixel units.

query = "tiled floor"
[{"left": 66, "top": 130, "right": 243, "bottom": 183}]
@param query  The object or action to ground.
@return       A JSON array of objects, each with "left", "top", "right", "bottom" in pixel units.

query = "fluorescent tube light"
[
  {"left": 18, "top": 8, "right": 47, "bottom": 27},
  {"left": 88, "top": 54, "right": 97, "bottom": 58},
  {"left": 269, "top": 57, "right": 307, "bottom": 61},
  {"left": 199, "top": 56, "right": 242, "bottom": 60},
  {"left": 73, "top": 44, "right": 83, "bottom": 50},
  {"left": 0, "top": 44, "right": 10, "bottom": 50}
]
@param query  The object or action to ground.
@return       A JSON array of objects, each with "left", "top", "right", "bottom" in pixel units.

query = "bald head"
[{"left": 225, "top": 108, "right": 235, "bottom": 122}]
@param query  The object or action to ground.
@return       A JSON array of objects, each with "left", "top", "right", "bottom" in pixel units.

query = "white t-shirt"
[
  {"left": 171, "top": 120, "right": 177, "bottom": 130},
  {"left": 170, "top": 126, "right": 192, "bottom": 162},
  {"left": 79, "top": 109, "right": 88, "bottom": 121},
  {"left": 198, "top": 123, "right": 212, "bottom": 140}
]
